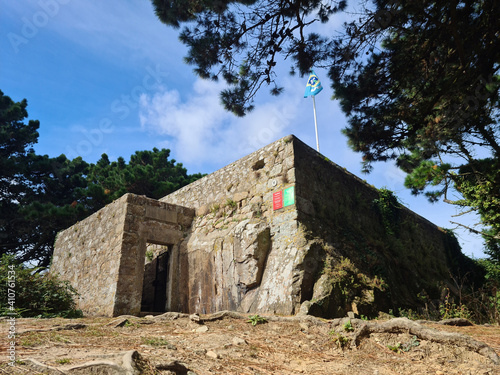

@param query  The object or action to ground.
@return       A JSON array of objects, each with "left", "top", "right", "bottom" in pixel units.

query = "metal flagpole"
[{"left": 312, "top": 95, "right": 320, "bottom": 152}]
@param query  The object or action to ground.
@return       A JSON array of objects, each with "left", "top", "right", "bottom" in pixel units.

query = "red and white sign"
[{"left": 273, "top": 191, "right": 283, "bottom": 210}]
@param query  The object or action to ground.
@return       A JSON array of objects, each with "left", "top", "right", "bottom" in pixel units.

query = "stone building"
[{"left": 51, "top": 135, "right": 470, "bottom": 317}]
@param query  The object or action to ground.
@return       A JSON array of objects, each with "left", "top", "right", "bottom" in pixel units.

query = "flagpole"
[{"left": 312, "top": 95, "right": 320, "bottom": 152}]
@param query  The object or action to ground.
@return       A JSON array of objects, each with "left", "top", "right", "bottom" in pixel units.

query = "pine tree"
[{"left": 151, "top": 0, "right": 500, "bottom": 256}]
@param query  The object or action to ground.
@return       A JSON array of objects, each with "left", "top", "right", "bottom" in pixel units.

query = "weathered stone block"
[
  {"left": 233, "top": 191, "right": 248, "bottom": 202},
  {"left": 197, "top": 205, "right": 209, "bottom": 216},
  {"left": 269, "top": 164, "right": 283, "bottom": 177},
  {"left": 145, "top": 205, "right": 177, "bottom": 223}
]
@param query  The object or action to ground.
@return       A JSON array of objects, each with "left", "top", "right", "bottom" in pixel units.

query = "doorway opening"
[{"left": 141, "top": 242, "right": 172, "bottom": 313}]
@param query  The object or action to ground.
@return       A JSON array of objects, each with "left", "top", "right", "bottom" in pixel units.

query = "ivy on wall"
[{"left": 372, "top": 188, "right": 401, "bottom": 236}]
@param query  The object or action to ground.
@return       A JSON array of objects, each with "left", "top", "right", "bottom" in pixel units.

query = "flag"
[{"left": 304, "top": 71, "right": 323, "bottom": 98}]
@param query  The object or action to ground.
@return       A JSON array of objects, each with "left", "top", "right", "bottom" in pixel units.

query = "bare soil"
[{"left": 1, "top": 313, "right": 499, "bottom": 374}]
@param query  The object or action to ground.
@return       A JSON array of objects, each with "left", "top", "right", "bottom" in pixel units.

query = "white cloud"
[{"left": 139, "top": 78, "right": 300, "bottom": 168}]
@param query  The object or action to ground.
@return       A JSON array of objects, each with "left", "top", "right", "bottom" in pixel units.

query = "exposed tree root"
[
  {"left": 189, "top": 310, "right": 329, "bottom": 325},
  {"left": 416, "top": 317, "right": 474, "bottom": 326},
  {"left": 147, "top": 311, "right": 498, "bottom": 365},
  {"left": 344, "top": 317, "right": 499, "bottom": 365},
  {"left": 17, "top": 323, "right": 87, "bottom": 335}
]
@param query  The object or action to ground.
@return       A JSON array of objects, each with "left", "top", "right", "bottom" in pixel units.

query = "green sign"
[{"left": 283, "top": 186, "right": 295, "bottom": 207}]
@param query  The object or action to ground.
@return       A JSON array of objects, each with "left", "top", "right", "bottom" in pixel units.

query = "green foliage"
[
  {"left": 396, "top": 272, "right": 499, "bottom": 325},
  {"left": 405, "top": 158, "right": 500, "bottom": 257},
  {"left": 387, "top": 336, "right": 420, "bottom": 354},
  {"left": 0, "top": 90, "right": 204, "bottom": 265},
  {"left": 152, "top": 0, "right": 347, "bottom": 115},
  {"left": 0, "top": 254, "right": 82, "bottom": 318},
  {"left": 483, "top": 235, "right": 500, "bottom": 264},
  {"left": 466, "top": 286, "right": 500, "bottom": 325},
  {"left": 462, "top": 259, "right": 500, "bottom": 324},
  {"left": 142, "top": 337, "right": 172, "bottom": 347},
  {"left": 439, "top": 288, "right": 471, "bottom": 320},
  {"left": 404, "top": 161, "right": 451, "bottom": 202},
  {"left": 210, "top": 203, "right": 221, "bottom": 214},
  {"left": 86, "top": 149, "right": 204, "bottom": 209},
  {"left": 0, "top": 91, "right": 89, "bottom": 266},
  {"left": 329, "top": 330, "right": 351, "bottom": 349},
  {"left": 321, "top": 256, "right": 387, "bottom": 316},
  {"left": 0, "top": 89, "right": 39, "bottom": 200},
  {"left": 372, "top": 188, "right": 401, "bottom": 236},
  {"left": 334, "top": 1, "right": 500, "bottom": 247},
  {"left": 226, "top": 198, "right": 237, "bottom": 209},
  {"left": 327, "top": 256, "right": 387, "bottom": 296},
  {"left": 397, "top": 308, "right": 425, "bottom": 321},
  {"left": 145, "top": 250, "right": 154, "bottom": 262},
  {"left": 247, "top": 314, "right": 267, "bottom": 326},
  {"left": 343, "top": 320, "right": 353, "bottom": 332},
  {"left": 476, "top": 258, "right": 500, "bottom": 284}
]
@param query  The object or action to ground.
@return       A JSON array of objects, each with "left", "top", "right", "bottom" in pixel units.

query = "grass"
[
  {"left": 52, "top": 334, "right": 72, "bottom": 343},
  {"left": 84, "top": 327, "right": 108, "bottom": 337},
  {"left": 329, "top": 330, "right": 351, "bottom": 349},
  {"left": 387, "top": 335, "right": 420, "bottom": 354},
  {"left": 210, "top": 204, "right": 221, "bottom": 214},
  {"left": 124, "top": 320, "right": 140, "bottom": 329},
  {"left": 226, "top": 198, "right": 237, "bottom": 208},
  {"left": 20, "top": 333, "right": 45, "bottom": 347},
  {"left": 142, "top": 337, "right": 172, "bottom": 347}
]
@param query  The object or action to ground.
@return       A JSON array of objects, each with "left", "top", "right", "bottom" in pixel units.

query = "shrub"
[
  {"left": 439, "top": 288, "right": 472, "bottom": 320},
  {"left": 461, "top": 259, "right": 500, "bottom": 324},
  {"left": 329, "top": 330, "right": 350, "bottom": 349},
  {"left": 0, "top": 254, "right": 82, "bottom": 318},
  {"left": 226, "top": 199, "right": 237, "bottom": 209},
  {"left": 372, "top": 188, "right": 401, "bottom": 236},
  {"left": 247, "top": 314, "right": 267, "bottom": 326},
  {"left": 343, "top": 320, "right": 353, "bottom": 332}
]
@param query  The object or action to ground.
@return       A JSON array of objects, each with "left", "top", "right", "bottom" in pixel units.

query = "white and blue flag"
[{"left": 304, "top": 71, "right": 323, "bottom": 98}]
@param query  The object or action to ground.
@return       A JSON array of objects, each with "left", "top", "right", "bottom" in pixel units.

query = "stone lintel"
[{"left": 145, "top": 205, "right": 178, "bottom": 224}]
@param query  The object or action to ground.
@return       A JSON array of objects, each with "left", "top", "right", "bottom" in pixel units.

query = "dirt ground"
[{"left": 1, "top": 312, "right": 499, "bottom": 375}]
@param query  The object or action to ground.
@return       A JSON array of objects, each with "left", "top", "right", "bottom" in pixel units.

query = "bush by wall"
[{"left": 0, "top": 255, "right": 82, "bottom": 318}]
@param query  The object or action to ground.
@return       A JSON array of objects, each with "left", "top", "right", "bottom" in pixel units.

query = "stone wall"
[
  {"left": 51, "top": 194, "right": 129, "bottom": 316},
  {"left": 162, "top": 136, "right": 303, "bottom": 315},
  {"left": 52, "top": 194, "right": 194, "bottom": 316},
  {"left": 291, "top": 138, "right": 470, "bottom": 316},
  {"left": 161, "top": 135, "right": 472, "bottom": 317}
]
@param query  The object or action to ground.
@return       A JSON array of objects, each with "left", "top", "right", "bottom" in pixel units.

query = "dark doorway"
[
  {"left": 153, "top": 251, "right": 170, "bottom": 312},
  {"left": 141, "top": 244, "right": 171, "bottom": 313}
]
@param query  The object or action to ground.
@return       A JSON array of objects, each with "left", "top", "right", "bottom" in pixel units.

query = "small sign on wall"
[
  {"left": 283, "top": 186, "right": 295, "bottom": 207},
  {"left": 273, "top": 186, "right": 295, "bottom": 210},
  {"left": 273, "top": 191, "right": 283, "bottom": 210}
]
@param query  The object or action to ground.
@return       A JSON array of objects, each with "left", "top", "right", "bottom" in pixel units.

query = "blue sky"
[{"left": 0, "top": 1, "right": 487, "bottom": 258}]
